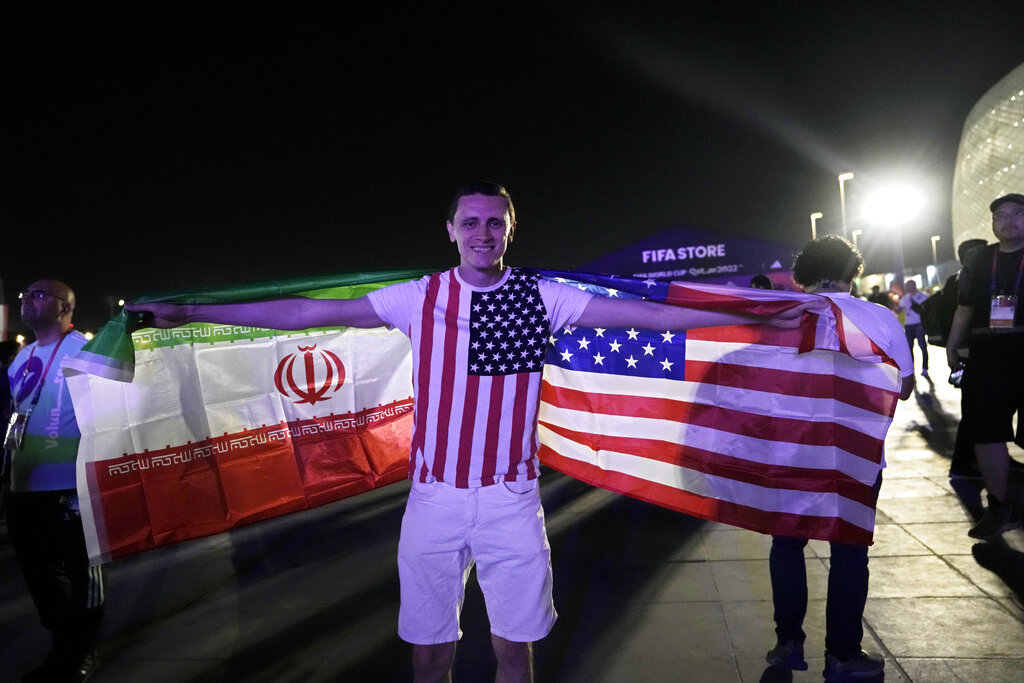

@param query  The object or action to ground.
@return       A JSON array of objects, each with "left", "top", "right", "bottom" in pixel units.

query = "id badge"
[
  {"left": 4, "top": 411, "right": 30, "bottom": 451},
  {"left": 990, "top": 295, "right": 1017, "bottom": 328}
]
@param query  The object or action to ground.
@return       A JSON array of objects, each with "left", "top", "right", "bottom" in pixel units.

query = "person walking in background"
[{"left": 897, "top": 280, "right": 930, "bottom": 378}]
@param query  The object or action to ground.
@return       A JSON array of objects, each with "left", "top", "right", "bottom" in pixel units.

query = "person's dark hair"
[
  {"left": 957, "top": 238, "right": 987, "bottom": 263},
  {"left": 749, "top": 273, "right": 773, "bottom": 289},
  {"left": 791, "top": 235, "right": 864, "bottom": 288},
  {"left": 448, "top": 181, "right": 516, "bottom": 225}
]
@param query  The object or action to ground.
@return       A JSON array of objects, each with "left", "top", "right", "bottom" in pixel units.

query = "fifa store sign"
[{"left": 642, "top": 244, "right": 726, "bottom": 263}]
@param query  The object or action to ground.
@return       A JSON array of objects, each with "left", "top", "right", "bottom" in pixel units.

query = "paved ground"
[{"left": 2, "top": 375, "right": 1024, "bottom": 682}]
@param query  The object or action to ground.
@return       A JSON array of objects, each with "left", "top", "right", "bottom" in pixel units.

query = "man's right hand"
[{"left": 126, "top": 303, "right": 189, "bottom": 329}]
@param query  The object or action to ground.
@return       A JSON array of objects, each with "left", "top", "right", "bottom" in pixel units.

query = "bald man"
[{"left": 6, "top": 279, "right": 104, "bottom": 682}]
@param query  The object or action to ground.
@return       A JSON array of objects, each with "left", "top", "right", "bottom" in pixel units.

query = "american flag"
[{"left": 534, "top": 271, "right": 902, "bottom": 545}]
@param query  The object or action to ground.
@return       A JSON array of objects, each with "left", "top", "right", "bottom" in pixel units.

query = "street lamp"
[
  {"left": 863, "top": 184, "right": 925, "bottom": 285},
  {"left": 810, "top": 212, "right": 823, "bottom": 240},
  {"left": 838, "top": 172, "right": 855, "bottom": 239},
  {"left": 851, "top": 229, "right": 863, "bottom": 249}
]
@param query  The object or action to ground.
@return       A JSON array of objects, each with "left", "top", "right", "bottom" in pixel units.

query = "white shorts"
[{"left": 397, "top": 478, "right": 557, "bottom": 645}]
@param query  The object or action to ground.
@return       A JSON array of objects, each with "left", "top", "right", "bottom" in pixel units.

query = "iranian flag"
[
  {"left": 66, "top": 269, "right": 903, "bottom": 565},
  {"left": 65, "top": 270, "right": 429, "bottom": 565}
]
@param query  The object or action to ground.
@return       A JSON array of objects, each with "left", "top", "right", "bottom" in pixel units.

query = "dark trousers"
[
  {"left": 904, "top": 323, "right": 928, "bottom": 370},
  {"left": 769, "top": 536, "right": 869, "bottom": 659},
  {"left": 6, "top": 491, "right": 105, "bottom": 657},
  {"left": 769, "top": 474, "right": 881, "bottom": 659}
]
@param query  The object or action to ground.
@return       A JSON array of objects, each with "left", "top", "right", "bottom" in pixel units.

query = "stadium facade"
[{"left": 952, "top": 62, "right": 1024, "bottom": 244}]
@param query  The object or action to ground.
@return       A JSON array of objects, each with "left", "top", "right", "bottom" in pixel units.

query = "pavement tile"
[
  {"left": 710, "top": 559, "right": 827, "bottom": 603},
  {"left": 664, "top": 533, "right": 708, "bottom": 562},
  {"left": 700, "top": 528, "right": 776, "bottom": 561},
  {"left": 865, "top": 597, "right": 1024, "bottom": 657},
  {"left": 868, "top": 523, "right": 933, "bottom": 557},
  {"left": 595, "top": 656, "right": 741, "bottom": 682},
  {"left": 994, "top": 596, "right": 1024, "bottom": 620},
  {"left": 944, "top": 554, "right": 1019, "bottom": 598},
  {"left": 877, "top": 476, "right": 950, "bottom": 499},
  {"left": 722, "top": 600, "right": 824, "bottom": 658},
  {"left": 865, "top": 555, "right": 984, "bottom": 598},
  {"left": 899, "top": 658, "right": 1024, "bottom": 683},
  {"left": 902, "top": 521, "right": 975, "bottom": 555},
  {"left": 600, "top": 602, "right": 734, "bottom": 660},
  {"left": 876, "top": 495, "right": 975, "bottom": 524},
  {"left": 646, "top": 561, "right": 719, "bottom": 603}
]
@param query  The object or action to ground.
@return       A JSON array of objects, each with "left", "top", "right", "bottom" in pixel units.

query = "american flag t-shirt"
[{"left": 367, "top": 268, "right": 592, "bottom": 488}]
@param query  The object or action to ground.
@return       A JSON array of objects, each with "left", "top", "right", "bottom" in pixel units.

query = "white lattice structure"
[{"left": 952, "top": 62, "right": 1024, "bottom": 244}]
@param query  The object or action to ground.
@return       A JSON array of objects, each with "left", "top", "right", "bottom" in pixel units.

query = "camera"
[{"left": 948, "top": 361, "right": 966, "bottom": 388}]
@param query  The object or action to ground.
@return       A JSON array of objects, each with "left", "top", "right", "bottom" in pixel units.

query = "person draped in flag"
[
  {"left": 764, "top": 236, "right": 914, "bottom": 682},
  {"left": 130, "top": 181, "right": 811, "bottom": 682}
]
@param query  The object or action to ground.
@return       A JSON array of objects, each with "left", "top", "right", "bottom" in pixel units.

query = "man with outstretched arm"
[{"left": 131, "top": 182, "right": 809, "bottom": 682}]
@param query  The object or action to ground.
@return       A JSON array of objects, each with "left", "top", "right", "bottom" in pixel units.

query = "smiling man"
[
  {"left": 946, "top": 192, "right": 1024, "bottom": 539},
  {"left": 130, "top": 181, "right": 809, "bottom": 681}
]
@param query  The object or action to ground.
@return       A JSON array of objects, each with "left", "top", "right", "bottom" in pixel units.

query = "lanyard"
[
  {"left": 18, "top": 331, "right": 71, "bottom": 410},
  {"left": 990, "top": 249, "right": 1024, "bottom": 296}
]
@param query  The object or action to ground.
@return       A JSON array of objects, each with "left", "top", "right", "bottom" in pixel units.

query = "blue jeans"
[{"left": 769, "top": 474, "right": 882, "bottom": 659}]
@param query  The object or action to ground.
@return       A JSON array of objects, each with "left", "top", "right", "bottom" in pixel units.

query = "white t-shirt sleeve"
[
  {"left": 365, "top": 277, "right": 428, "bottom": 331},
  {"left": 538, "top": 279, "right": 594, "bottom": 331}
]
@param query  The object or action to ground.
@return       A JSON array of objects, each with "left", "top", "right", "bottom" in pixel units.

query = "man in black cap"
[{"left": 946, "top": 193, "right": 1024, "bottom": 539}]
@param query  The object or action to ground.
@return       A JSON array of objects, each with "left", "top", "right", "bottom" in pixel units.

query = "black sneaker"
[
  {"left": 823, "top": 650, "right": 884, "bottom": 681},
  {"left": 968, "top": 495, "right": 1021, "bottom": 539},
  {"left": 69, "top": 650, "right": 100, "bottom": 683},
  {"left": 765, "top": 638, "right": 808, "bottom": 670}
]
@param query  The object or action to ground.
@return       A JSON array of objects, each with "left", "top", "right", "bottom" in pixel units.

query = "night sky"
[{"left": 4, "top": 2, "right": 1023, "bottom": 332}]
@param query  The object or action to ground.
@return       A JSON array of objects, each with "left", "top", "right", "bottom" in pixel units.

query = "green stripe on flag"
[{"left": 64, "top": 269, "right": 433, "bottom": 383}]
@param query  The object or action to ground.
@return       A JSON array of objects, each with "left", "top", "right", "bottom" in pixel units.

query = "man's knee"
[
  {"left": 491, "top": 636, "right": 533, "bottom": 682},
  {"left": 412, "top": 642, "right": 456, "bottom": 683}
]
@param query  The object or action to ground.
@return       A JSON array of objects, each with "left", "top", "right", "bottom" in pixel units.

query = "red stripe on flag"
[
  {"left": 683, "top": 360, "right": 899, "bottom": 417},
  {"left": 538, "top": 420, "right": 877, "bottom": 508},
  {"left": 91, "top": 407, "right": 413, "bottom": 561},
  {"left": 686, "top": 324, "right": 803, "bottom": 349},
  {"left": 540, "top": 382, "right": 885, "bottom": 461},
  {"left": 665, "top": 284, "right": 807, "bottom": 318},
  {"left": 539, "top": 446, "right": 873, "bottom": 545}
]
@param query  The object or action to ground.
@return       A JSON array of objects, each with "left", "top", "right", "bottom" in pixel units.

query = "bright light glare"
[{"left": 864, "top": 185, "right": 925, "bottom": 226}]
